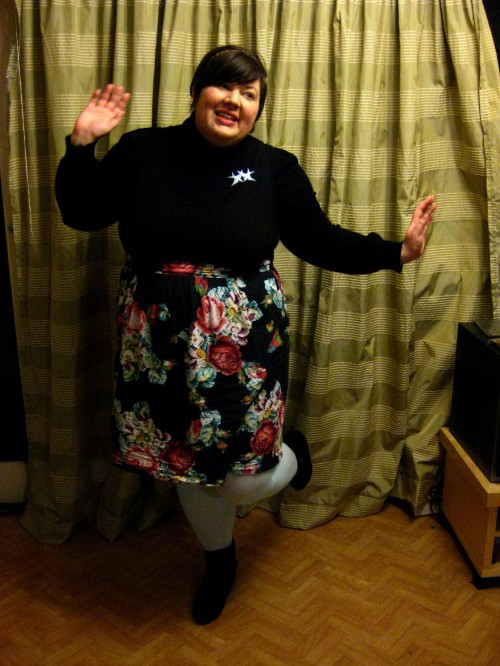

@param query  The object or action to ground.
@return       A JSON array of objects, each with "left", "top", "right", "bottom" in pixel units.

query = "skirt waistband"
[{"left": 127, "top": 257, "right": 273, "bottom": 278}]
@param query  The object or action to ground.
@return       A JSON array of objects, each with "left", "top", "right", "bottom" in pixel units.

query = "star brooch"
[{"left": 228, "top": 169, "right": 256, "bottom": 186}]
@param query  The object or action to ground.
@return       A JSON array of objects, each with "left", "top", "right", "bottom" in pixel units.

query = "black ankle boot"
[
  {"left": 192, "top": 539, "right": 237, "bottom": 625},
  {"left": 286, "top": 430, "right": 313, "bottom": 490}
]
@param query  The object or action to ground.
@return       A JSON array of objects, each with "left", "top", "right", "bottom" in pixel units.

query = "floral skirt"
[{"left": 111, "top": 257, "right": 290, "bottom": 485}]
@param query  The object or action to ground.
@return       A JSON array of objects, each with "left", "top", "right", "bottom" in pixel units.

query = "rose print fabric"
[{"left": 111, "top": 258, "right": 290, "bottom": 485}]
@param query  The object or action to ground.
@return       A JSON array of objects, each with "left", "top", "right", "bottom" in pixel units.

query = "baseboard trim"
[{"left": 0, "top": 501, "right": 25, "bottom": 515}]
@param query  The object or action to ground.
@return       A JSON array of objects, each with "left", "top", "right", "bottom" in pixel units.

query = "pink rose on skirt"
[
  {"left": 197, "top": 296, "right": 227, "bottom": 334},
  {"left": 251, "top": 419, "right": 278, "bottom": 456},
  {"left": 161, "top": 442, "right": 196, "bottom": 474},
  {"left": 208, "top": 335, "right": 242, "bottom": 375}
]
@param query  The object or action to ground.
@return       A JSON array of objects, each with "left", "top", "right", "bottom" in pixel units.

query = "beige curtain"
[{"left": 7, "top": 0, "right": 499, "bottom": 543}]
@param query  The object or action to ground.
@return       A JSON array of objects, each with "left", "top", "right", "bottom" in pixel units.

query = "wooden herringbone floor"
[{"left": 1, "top": 501, "right": 499, "bottom": 666}]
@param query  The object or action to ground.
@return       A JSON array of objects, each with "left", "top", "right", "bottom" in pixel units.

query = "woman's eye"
[{"left": 245, "top": 92, "right": 255, "bottom": 100}]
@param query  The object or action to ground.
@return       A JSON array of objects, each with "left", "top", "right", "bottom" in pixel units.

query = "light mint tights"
[{"left": 176, "top": 442, "right": 298, "bottom": 551}]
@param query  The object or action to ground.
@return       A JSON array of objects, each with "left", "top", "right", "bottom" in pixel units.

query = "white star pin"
[{"left": 228, "top": 169, "right": 256, "bottom": 186}]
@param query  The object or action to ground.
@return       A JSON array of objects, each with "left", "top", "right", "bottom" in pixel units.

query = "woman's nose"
[{"left": 224, "top": 88, "right": 239, "bottom": 106}]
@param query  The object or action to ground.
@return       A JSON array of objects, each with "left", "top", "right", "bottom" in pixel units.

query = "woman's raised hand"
[
  {"left": 400, "top": 195, "right": 436, "bottom": 264},
  {"left": 70, "top": 84, "right": 131, "bottom": 146}
]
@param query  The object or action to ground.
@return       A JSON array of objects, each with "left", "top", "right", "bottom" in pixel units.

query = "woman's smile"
[{"left": 215, "top": 109, "right": 238, "bottom": 124}]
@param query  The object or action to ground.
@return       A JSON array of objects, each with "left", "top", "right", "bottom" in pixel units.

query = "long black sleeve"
[
  {"left": 55, "top": 134, "right": 140, "bottom": 231},
  {"left": 273, "top": 150, "right": 402, "bottom": 274}
]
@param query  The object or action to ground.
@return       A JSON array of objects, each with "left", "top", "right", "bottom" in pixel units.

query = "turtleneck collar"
[{"left": 180, "top": 112, "right": 251, "bottom": 158}]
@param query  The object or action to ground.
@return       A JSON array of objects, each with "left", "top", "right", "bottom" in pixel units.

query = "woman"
[{"left": 55, "top": 45, "right": 436, "bottom": 625}]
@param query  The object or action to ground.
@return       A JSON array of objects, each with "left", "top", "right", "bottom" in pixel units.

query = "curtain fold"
[
  {"left": 391, "top": 0, "right": 500, "bottom": 512},
  {"left": 8, "top": 0, "right": 499, "bottom": 543}
]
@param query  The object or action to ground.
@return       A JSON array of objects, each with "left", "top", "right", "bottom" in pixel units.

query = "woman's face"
[{"left": 194, "top": 80, "right": 261, "bottom": 147}]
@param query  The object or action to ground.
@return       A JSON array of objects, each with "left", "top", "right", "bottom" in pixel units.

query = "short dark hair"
[{"left": 190, "top": 45, "right": 268, "bottom": 121}]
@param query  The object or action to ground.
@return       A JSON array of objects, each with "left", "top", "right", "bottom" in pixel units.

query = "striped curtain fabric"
[{"left": 7, "top": 0, "right": 499, "bottom": 542}]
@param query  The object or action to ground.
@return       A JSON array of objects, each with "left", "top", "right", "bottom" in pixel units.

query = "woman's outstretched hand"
[
  {"left": 400, "top": 195, "right": 437, "bottom": 264},
  {"left": 70, "top": 84, "right": 131, "bottom": 146}
]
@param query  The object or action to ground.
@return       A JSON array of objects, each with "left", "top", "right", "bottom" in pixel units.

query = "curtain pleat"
[
  {"left": 8, "top": 0, "right": 499, "bottom": 543},
  {"left": 391, "top": 0, "right": 500, "bottom": 512}
]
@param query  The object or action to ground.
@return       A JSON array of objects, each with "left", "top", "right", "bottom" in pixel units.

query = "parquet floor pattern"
[{"left": 1, "top": 501, "right": 499, "bottom": 665}]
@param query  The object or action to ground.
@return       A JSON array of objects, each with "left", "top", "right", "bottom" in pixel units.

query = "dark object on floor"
[{"left": 286, "top": 429, "right": 313, "bottom": 490}]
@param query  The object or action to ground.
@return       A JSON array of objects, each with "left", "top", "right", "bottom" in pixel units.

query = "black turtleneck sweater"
[{"left": 55, "top": 115, "right": 402, "bottom": 274}]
